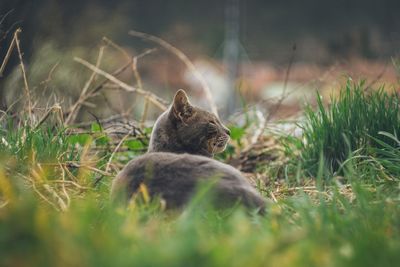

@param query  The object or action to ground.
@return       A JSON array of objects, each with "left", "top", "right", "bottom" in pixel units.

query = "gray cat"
[{"left": 111, "top": 90, "right": 267, "bottom": 212}]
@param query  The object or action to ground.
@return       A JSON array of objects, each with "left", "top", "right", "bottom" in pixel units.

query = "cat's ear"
[{"left": 172, "top": 89, "right": 193, "bottom": 122}]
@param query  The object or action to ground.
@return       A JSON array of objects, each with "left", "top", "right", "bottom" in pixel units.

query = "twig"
[
  {"left": 132, "top": 56, "right": 143, "bottom": 88},
  {"left": 64, "top": 60, "right": 133, "bottom": 122},
  {"left": 91, "top": 60, "right": 132, "bottom": 95},
  {"left": 34, "top": 103, "right": 62, "bottom": 130},
  {"left": 40, "top": 161, "right": 113, "bottom": 177},
  {"left": 65, "top": 162, "right": 113, "bottom": 177},
  {"left": 69, "top": 114, "right": 127, "bottom": 128},
  {"left": 100, "top": 42, "right": 157, "bottom": 118},
  {"left": 0, "top": 95, "right": 23, "bottom": 122},
  {"left": 101, "top": 37, "right": 135, "bottom": 114},
  {"left": 92, "top": 42, "right": 154, "bottom": 92},
  {"left": 98, "top": 91, "right": 123, "bottom": 114},
  {"left": 62, "top": 165, "right": 78, "bottom": 182},
  {"left": 0, "top": 9, "right": 17, "bottom": 44},
  {"left": 0, "top": 9, "right": 13, "bottom": 25},
  {"left": 131, "top": 50, "right": 154, "bottom": 122},
  {"left": 0, "top": 20, "right": 21, "bottom": 45},
  {"left": 140, "top": 97, "right": 150, "bottom": 128},
  {"left": 39, "top": 61, "right": 60, "bottom": 88},
  {"left": 14, "top": 28, "right": 32, "bottom": 122},
  {"left": 59, "top": 163, "right": 71, "bottom": 208},
  {"left": 94, "top": 131, "right": 131, "bottom": 186},
  {"left": 274, "top": 186, "right": 317, "bottom": 193},
  {"left": 106, "top": 132, "right": 130, "bottom": 173},
  {"left": 102, "top": 36, "right": 131, "bottom": 61},
  {"left": 269, "top": 191, "right": 278, "bottom": 203},
  {"left": 28, "top": 178, "right": 60, "bottom": 211},
  {"left": 128, "top": 30, "right": 218, "bottom": 116},
  {"left": 51, "top": 179, "right": 91, "bottom": 190},
  {"left": 365, "top": 62, "right": 388, "bottom": 90},
  {"left": 250, "top": 109, "right": 266, "bottom": 145},
  {"left": 74, "top": 56, "right": 168, "bottom": 111},
  {"left": 66, "top": 48, "right": 157, "bottom": 123},
  {"left": 66, "top": 45, "right": 105, "bottom": 125},
  {"left": 132, "top": 48, "right": 157, "bottom": 89},
  {"left": 267, "top": 43, "right": 296, "bottom": 121},
  {"left": 92, "top": 48, "right": 157, "bottom": 98},
  {"left": 124, "top": 48, "right": 158, "bottom": 116},
  {"left": 43, "top": 184, "right": 68, "bottom": 211},
  {"left": 0, "top": 28, "right": 17, "bottom": 77},
  {"left": 251, "top": 44, "right": 296, "bottom": 146}
]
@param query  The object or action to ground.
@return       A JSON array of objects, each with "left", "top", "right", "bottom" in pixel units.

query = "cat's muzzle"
[{"left": 209, "top": 134, "right": 230, "bottom": 154}]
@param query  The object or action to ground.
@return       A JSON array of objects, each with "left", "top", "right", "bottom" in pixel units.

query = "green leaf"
[
  {"left": 91, "top": 123, "right": 102, "bottom": 132},
  {"left": 95, "top": 134, "right": 110, "bottom": 146},
  {"left": 144, "top": 127, "right": 153, "bottom": 135},
  {"left": 125, "top": 139, "right": 145, "bottom": 150},
  {"left": 67, "top": 134, "right": 91, "bottom": 146},
  {"left": 229, "top": 126, "right": 245, "bottom": 141}
]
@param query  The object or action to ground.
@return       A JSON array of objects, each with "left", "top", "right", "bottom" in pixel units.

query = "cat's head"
[{"left": 169, "top": 89, "right": 230, "bottom": 156}]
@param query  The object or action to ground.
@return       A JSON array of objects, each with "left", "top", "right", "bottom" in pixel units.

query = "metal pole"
[{"left": 223, "top": 0, "right": 240, "bottom": 116}]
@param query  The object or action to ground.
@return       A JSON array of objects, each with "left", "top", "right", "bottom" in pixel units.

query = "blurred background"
[{"left": 1, "top": 0, "right": 399, "bottom": 121}]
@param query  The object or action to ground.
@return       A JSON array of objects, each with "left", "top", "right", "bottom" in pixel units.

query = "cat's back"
[
  {"left": 121, "top": 152, "right": 237, "bottom": 174},
  {"left": 111, "top": 152, "right": 266, "bottom": 211}
]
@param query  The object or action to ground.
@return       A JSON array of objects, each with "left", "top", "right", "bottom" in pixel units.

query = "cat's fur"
[
  {"left": 111, "top": 152, "right": 266, "bottom": 211},
  {"left": 111, "top": 90, "right": 267, "bottom": 212}
]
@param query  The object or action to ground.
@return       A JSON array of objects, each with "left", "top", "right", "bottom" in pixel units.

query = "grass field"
[{"left": 1, "top": 80, "right": 400, "bottom": 267}]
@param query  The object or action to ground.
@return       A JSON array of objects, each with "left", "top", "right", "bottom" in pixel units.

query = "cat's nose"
[{"left": 225, "top": 128, "right": 231, "bottom": 136}]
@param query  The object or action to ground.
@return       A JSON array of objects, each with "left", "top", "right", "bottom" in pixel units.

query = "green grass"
[
  {"left": 1, "top": 163, "right": 400, "bottom": 267},
  {"left": 300, "top": 80, "right": 400, "bottom": 177},
  {"left": 1, "top": 80, "right": 400, "bottom": 267}
]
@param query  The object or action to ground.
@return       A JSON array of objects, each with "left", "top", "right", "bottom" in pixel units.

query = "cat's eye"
[{"left": 207, "top": 121, "right": 217, "bottom": 134}]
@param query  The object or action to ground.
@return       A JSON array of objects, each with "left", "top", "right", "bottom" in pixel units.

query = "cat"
[
  {"left": 111, "top": 90, "right": 267, "bottom": 213},
  {"left": 148, "top": 89, "right": 231, "bottom": 157}
]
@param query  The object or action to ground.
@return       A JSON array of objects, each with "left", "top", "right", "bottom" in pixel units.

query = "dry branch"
[
  {"left": 26, "top": 175, "right": 60, "bottom": 211},
  {"left": 128, "top": 30, "right": 218, "bottom": 117},
  {"left": 43, "top": 184, "right": 68, "bottom": 211},
  {"left": 74, "top": 56, "right": 168, "bottom": 111},
  {"left": 140, "top": 97, "right": 150, "bottom": 128},
  {"left": 34, "top": 103, "right": 63, "bottom": 130},
  {"left": 124, "top": 48, "right": 158, "bottom": 117},
  {"left": 105, "top": 132, "right": 130, "bottom": 173},
  {"left": 102, "top": 36, "right": 131, "bottom": 61},
  {"left": 65, "top": 162, "right": 114, "bottom": 177},
  {"left": 66, "top": 46, "right": 106, "bottom": 124},
  {"left": 0, "top": 29, "right": 17, "bottom": 77},
  {"left": 92, "top": 48, "right": 156, "bottom": 99},
  {"left": 66, "top": 45, "right": 157, "bottom": 125},
  {"left": 248, "top": 44, "right": 297, "bottom": 148},
  {"left": 93, "top": 130, "right": 132, "bottom": 186},
  {"left": 59, "top": 163, "right": 71, "bottom": 208},
  {"left": 13, "top": 28, "right": 32, "bottom": 122}
]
